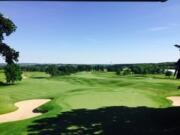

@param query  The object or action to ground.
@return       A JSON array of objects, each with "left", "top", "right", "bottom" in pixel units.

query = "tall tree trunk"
[{"left": 175, "top": 59, "right": 180, "bottom": 79}]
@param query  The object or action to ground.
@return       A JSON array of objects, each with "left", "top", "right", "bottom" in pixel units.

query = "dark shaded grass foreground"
[
  {"left": 28, "top": 106, "right": 180, "bottom": 135},
  {"left": 0, "top": 81, "right": 12, "bottom": 86}
]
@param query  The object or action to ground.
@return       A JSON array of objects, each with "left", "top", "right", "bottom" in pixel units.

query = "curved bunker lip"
[
  {"left": 167, "top": 96, "right": 180, "bottom": 107},
  {"left": 0, "top": 99, "right": 51, "bottom": 123}
]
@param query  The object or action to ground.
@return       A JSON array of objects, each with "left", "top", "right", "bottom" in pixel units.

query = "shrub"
[
  {"left": 116, "top": 70, "right": 121, "bottom": 75},
  {"left": 121, "top": 67, "right": 133, "bottom": 76},
  {"left": 165, "top": 71, "right": 173, "bottom": 78}
]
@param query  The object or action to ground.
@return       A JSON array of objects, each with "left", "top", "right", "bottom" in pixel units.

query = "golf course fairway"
[{"left": 0, "top": 71, "right": 180, "bottom": 135}]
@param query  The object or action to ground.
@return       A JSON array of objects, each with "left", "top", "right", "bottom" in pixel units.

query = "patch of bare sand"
[
  {"left": 167, "top": 96, "right": 180, "bottom": 106},
  {"left": 0, "top": 99, "right": 50, "bottom": 123}
]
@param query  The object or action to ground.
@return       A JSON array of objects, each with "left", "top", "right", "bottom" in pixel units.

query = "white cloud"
[
  {"left": 148, "top": 26, "right": 169, "bottom": 32},
  {"left": 147, "top": 23, "right": 180, "bottom": 32}
]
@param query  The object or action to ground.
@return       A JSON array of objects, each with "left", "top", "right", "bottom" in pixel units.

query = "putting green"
[{"left": 64, "top": 90, "right": 164, "bottom": 109}]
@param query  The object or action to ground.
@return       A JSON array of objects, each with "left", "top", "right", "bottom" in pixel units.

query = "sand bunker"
[
  {"left": 1, "top": 97, "right": 179, "bottom": 123},
  {"left": 0, "top": 99, "right": 50, "bottom": 123},
  {"left": 167, "top": 96, "right": 180, "bottom": 107}
]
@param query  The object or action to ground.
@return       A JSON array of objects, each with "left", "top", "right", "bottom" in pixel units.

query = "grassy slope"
[
  {"left": 0, "top": 71, "right": 180, "bottom": 135},
  {"left": 0, "top": 71, "right": 17, "bottom": 114}
]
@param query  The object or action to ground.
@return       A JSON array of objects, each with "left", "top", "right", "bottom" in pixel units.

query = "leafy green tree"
[
  {"left": 0, "top": 43, "right": 19, "bottom": 64},
  {"left": 0, "top": 13, "right": 16, "bottom": 42},
  {"left": 0, "top": 13, "right": 18, "bottom": 64},
  {"left": 121, "top": 67, "right": 132, "bottom": 76},
  {"left": 165, "top": 71, "right": 172, "bottom": 78},
  {"left": 0, "top": 13, "right": 21, "bottom": 84},
  {"left": 46, "top": 65, "right": 59, "bottom": 77},
  {"left": 4, "top": 64, "right": 22, "bottom": 84}
]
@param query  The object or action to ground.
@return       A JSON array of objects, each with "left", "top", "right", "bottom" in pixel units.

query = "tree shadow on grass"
[
  {"left": 30, "top": 77, "right": 48, "bottom": 79},
  {"left": 0, "top": 81, "right": 10, "bottom": 86},
  {"left": 28, "top": 106, "right": 180, "bottom": 135}
]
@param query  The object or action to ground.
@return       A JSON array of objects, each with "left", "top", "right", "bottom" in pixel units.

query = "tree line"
[{"left": 11, "top": 62, "right": 175, "bottom": 77}]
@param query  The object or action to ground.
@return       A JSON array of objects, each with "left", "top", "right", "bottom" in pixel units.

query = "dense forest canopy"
[{"left": 0, "top": 62, "right": 174, "bottom": 76}]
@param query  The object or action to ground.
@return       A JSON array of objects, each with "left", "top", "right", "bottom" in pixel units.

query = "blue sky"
[{"left": 0, "top": 0, "right": 180, "bottom": 64}]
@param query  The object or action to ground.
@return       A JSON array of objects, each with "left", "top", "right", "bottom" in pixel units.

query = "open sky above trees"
[{"left": 0, "top": 0, "right": 180, "bottom": 64}]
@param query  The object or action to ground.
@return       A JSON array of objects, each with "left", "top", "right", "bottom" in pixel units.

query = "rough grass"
[
  {"left": 0, "top": 71, "right": 180, "bottom": 135},
  {"left": 0, "top": 95, "right": 17, "bottom": 114}
]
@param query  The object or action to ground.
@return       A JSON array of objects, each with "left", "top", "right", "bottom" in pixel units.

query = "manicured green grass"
[
  {"left": 0, "top": 71, "right": 180, "bottom": 135},
  {"left": 0, "top": 95, "right": 17, "bottom": 114},
  {"left": 0, "top": 70, "right": 5, "bottom": 82}
]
